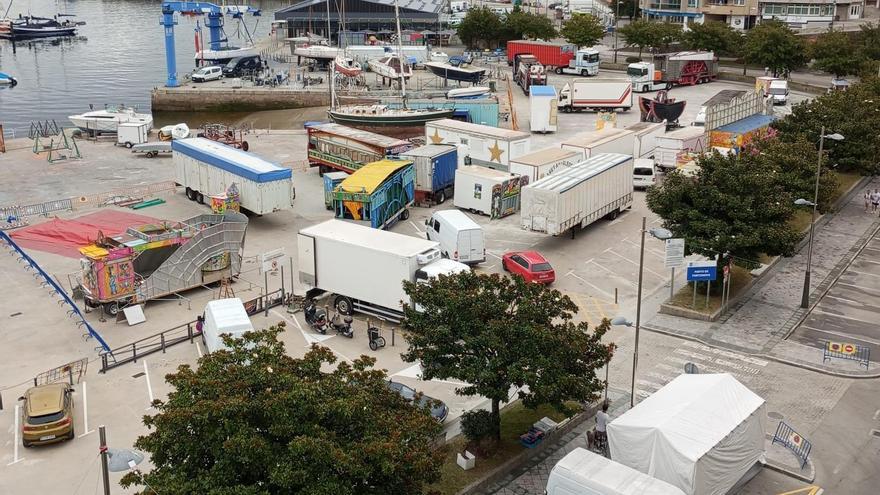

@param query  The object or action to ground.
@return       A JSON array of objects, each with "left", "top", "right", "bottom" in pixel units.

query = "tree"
[
  {"left": 121, "top": 326, "right": 444, "bottom": 495},
  {"left": 457, "top": 7, "right": 503, "bottom": 48},
  {"left": 810, "top": 29, "right": 864, "bottom": 78},
  {"left": 753, "top": 137, "right": 839, "bottom": 213},
  {"left": 856, "top": 21, "right": 880, "bottom": 61},
  {"left": 654, "top": 22, "right": 682, "bottom": 52},
  {"left": 743, "top": 20, "right": 805, "bottom": 77},
  {"left": 618, "top": 19, "right": 655, "bottom": 57},
  {"left": 561, "top": 13, "right": 605, "bottom": 49},
  {"left": 401, "top": 271, "right": 612, "bottom": 442},
  {"left": 503, "top": 10, "right": 557, "bottom": 42},
  {"left": 683, "top": 21, "right": 742, "bottom": 55}
]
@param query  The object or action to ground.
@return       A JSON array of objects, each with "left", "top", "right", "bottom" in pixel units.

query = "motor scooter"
[
  {"left": 330, "top": 309, "right": 354, "bottom": 338},
  {"left": 303, "top": 299, "right": 328, "bottom": 334}
]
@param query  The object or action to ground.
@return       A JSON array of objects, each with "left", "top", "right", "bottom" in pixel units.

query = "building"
[
  {"left": 639, "top": 0, "right": 707, "bottom": 28},
  {"left": 758, "top": 0, "right": 862, "bottom": 27},
  {"left": 638, "top": 0, "right": 862, "bottom": 29}
]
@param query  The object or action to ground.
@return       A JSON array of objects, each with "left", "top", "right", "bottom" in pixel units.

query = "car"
[
  {"left": 387, "top": 380, "right": 449, "bottom": 422},
  {"left": 191, "top": 65, "right": 223, "bottom": 83},
  {"left": 502, "top": 250, "right": 555, "bottom": 284},
  {"left": 20, "top": 382, "right": 75, "bottom": 447},
  {"left": 222, "top": 55, "right": 263, "bottom": 78},
  {"left": 633, "top": 158, "right": 656, "bottom": 189}
]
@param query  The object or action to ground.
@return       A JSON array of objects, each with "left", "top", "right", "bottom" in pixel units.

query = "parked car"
[
  {"left": 633, "top": 158, "right": 656, "bottom": 189},
  {"left": 387, "top": 380, "right": 449, "bottom": 422},
  {"left": 191, "top": 66, "right": 223, "bottom": 83},
  {"left": 502, "top": 250, "right": 555, "bottom": 284},
  {"left": 20, "top": 383, "right": 75, "bottom": 447},
  {"left": 222, "top": 55, "right": 263, "bottom": 78}
]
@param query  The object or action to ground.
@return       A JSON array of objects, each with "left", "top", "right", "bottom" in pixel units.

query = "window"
[
  {"left": 433, "top": 220, "right": 440, "bottom": 232},
  {"left": 460, "top": 137, "right": 469, "bottom": 145},
  {"left": 532, "top": 262, "right": 552, "bottom": 272},
  {"left": 733, "top": 0, "right": 744, "bottom": 5},
  {"left": 762, "top": 4, "right": 786, "bottom": 14},
  {"left": 512, "top": 255, "right": 528, "bottom": 268},
  {"left": 851, "top": 4, "right": 861, "bottom": 16},
  {"left": 688, "top": 0, "right": 698, "bottom": 7},
  {"left": 473, "top": 183, "right": 482, "bottom": 199}
]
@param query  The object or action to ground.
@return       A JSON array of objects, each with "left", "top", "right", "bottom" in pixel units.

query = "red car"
[{"left": 502, "top": 251, "right": 555, "bottom": 284}]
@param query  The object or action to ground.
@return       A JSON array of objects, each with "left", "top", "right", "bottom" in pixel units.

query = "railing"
[
  {"left": 34, "top": 358, "right": 89, "bottom": 386},
  {"left": 308, "top": 148, "right": 367, "bottom": 173}
]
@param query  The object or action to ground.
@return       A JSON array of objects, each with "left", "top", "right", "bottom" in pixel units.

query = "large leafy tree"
[
  {"left": 654, "top": 22, "right": 682, "bottom": 52},
  {"left": 618, "top": 19, "right": 655, "bottom": 57},
  {"left": 401, "top": 271, "right": 612, "bottom": 441},
  {"left": 503, "top": 9, "right": 557, "bottom": 41},
  {"left": 757, "top": 137, "right": 839, "bottom": 213},
  {"left": 743, "top": 20, "right": 805, "bottom": 76},
  {"left": 121, "top": 326, "right": 444, "bottom": 495},
  {"left": 560, "top": 13, "right": 605, "bottom": 48},
  {"left": 856, "top": 21, "right": 880, "bottom": 61},
  {"left": 810, "top": 29, "right": 864, "bottom": 78},
  {"left": 457, "top": 7, "right": 503, "bottom": 48},
  {"left": 683, "top": 21, "right": 742, "bottom": 55}
]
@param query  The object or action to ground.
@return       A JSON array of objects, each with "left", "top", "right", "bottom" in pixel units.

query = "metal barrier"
[
  {"left": 34, "top": 358, "right": 89, "bottom": 386},
  {"left": 0, "top": 198, "right": 73, "bottom": 220},
  {"left": 0, "top": 181, "right": 177, "bottom": 220},
  {"left": 823, "top": 341, "right": 870, "bottom": 370},
  {"left": 772, "top": 421, "right": 812, "bottom": 469}
]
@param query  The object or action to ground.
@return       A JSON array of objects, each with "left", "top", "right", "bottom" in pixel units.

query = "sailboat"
[
  {"left": 327, "top": 0, "right": 453, "bottom": 131},
  {"left": 334, "top": 55, "right": 362, "bottom": 77}
]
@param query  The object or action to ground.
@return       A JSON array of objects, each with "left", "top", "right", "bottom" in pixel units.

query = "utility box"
[{"left": 117, "top": 122, "right": 149, "bottom": 148}]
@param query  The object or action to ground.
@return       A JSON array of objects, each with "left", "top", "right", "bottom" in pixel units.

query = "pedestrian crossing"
[{"left": 635, "top": 341, "right": 769, "bottom": 399}]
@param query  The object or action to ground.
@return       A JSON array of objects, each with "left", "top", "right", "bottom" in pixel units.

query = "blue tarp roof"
[
  {"left": 716, "top": 114, "right": 775, "bottom": 135},
  {"left": 530, "top": 85, "right": 557, "bottom": 97},
  {"left": 172, "top": 138, "right": 292, "bottom": 183}
]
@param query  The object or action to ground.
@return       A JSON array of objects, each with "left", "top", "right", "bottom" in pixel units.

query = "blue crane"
[{"left": 161, "top": 2, "right": 261, "bottom": 87}]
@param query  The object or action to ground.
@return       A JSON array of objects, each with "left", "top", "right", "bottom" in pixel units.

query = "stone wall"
[{"left": 151, "top": 87, "right": 333, "bottom": 112}]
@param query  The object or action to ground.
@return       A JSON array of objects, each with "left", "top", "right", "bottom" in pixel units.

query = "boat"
[
  {"left": 68, "top": 105, "right": 153, "bottom": 134},
  {"left": 424, "top": 61, "right": 486, "bottom": 84},
  {"left": 368, "top": 54, "right": 412, "bottom": 79},
  {"left": 447, "top": 86, "right": 490, "bottom": 99},
  {"left": 328, "top": 105, "right": 454, "bottom": 128},
  {"left": 639, "top": 90, "right": 686, "bottom": 126},
  {"left": 334, "top": 55, "right": 362, "bottom": 77},
  {"left": 430, "top": 51, "right": 449, "bottom": 63},
  {"left": 0, "top": 72, "right": 17, "bottom": 86},
  {"left": 292, "top": 43, "right": 339, "bottom": 61},
  {"left": 195, "top": 45, "right": 259, "bottom": 65},
  {"left": 0, "top": 15, "right": 82, "bottom": 40}
]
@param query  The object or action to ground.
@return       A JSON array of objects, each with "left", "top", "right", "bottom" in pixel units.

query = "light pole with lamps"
[
  {"left": 613, "top": 0, "right": 624, "bottom": 64},
  {"left": 611, "top": 217, "right": 672, "bottom": 407},
  {"left": 796, "top": 127, "right": 844, "bottom": 309}
]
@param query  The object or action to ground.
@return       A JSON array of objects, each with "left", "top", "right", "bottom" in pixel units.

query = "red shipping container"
[{"left": 506, "top": 40, "right": 577, "bottom": 69}]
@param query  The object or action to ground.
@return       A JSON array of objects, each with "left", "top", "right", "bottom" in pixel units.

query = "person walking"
[
  {"left": 866, "top": 189, "right": 872, "bottom": 213},
  {"left": 872, "top": 189, "right": 880, "bottom": 213}
]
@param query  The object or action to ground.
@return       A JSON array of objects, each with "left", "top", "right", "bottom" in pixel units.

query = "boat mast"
[
  {"left": 326, "top": 0, "right": 331, "bottom": 43},
  {"left": 393, "top": 0, "right": 407, "bottom": 105}
]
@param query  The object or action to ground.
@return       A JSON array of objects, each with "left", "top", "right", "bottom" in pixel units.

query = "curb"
[{"left": 764, "top": 457, "right": 816, "bottom": 483}]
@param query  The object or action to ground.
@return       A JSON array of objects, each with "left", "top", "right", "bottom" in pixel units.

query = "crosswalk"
[{"left": 635, "top": 341, "right": 769, "bottom": 399}]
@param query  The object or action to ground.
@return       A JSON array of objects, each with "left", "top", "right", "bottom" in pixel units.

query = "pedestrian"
[
  {"left": 764, "top": 67, "right": 770, "bottom": 76},
  {"left": 872, "top": 189, "right": 880, "bottom": 213},
  {"left": 866, "top": 189, "right": 872, "bottom": 212},
  {"left": 196, "top": 315, "right": 204, "bottom": 334}
]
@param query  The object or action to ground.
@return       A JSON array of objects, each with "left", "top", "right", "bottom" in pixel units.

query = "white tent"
[
  {"left": 607, "top": 374, "right": 766, "bottom": 495},
  {"left": 547, "top": 447, "right": 687, "bottom": 495}
]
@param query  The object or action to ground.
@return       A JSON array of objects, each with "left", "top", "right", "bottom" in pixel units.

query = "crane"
[{"left": 161, "top": 2, "right": 261, "bottom": 87}]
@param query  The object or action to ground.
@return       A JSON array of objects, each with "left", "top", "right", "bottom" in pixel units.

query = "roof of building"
[
  {"left": 338, "top": 158, "right": 412, "bottom": 194},
  {"left": 277, "top": 0, "right": 445, "bottom": 15},
  {"left": 300, "top": 219, "right": 438, "bottom": 257},
  {"left": 529, "top": 85, "right": 558, "bottom": 97},
  {"left": 171, "top": 138, "right": 291, "bottom": 183},
  {"left": 401, "top": 144, "right": 457, "bottom": 158},
  {"left": 428, "top": 119, "right": 531, "bottom": 140},
  {"left": 308, "top": 122, "right": 411, "bottom": 150},
  {"left": 456, "top": 165, "right": 520, "bottom": 180},
  {"left": 511, "top": 147, "right": 580, "bottom": 167}
]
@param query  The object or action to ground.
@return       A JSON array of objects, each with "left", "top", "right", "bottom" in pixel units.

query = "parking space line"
[
  {"left": 486, "top": 250, "right": 503, "bottom": 260},
  {"left": 811, "top": 307, "right": 879, "bottom": 325},
  {"left": 607, "top": 249, "right": 666, "bottom": 279},
  {"left": 271, "top": 309, "right": 334, "bottom": 346},
  {"left": 8, "top": 404, "right": 23, "bottom": 465},
  {"left": 623, "top": 238, "right": 665, "bottom": 258},
  {"left": 78, "top": 381, "right": 94, "bottom": 438},
  {"left": 408, "top": 220, "right": 424, "bottom": 235},
  {"left": 799, "top": 324, "right": 880, "bottom": 346},
  {"left": 144, "top": 360, "right": 155, "bottom": 410},
  {"left": 591, "top": 296, "right": 607, "bottom": 322},
  {"left": 565, "top": 270, "right": 615, "bottom": 300},
  {"left": 196, "top": 341, "right": 203, "bottom": 358},
  {"left": 567, "top": 292, "right": 593, "bottom": 327}
]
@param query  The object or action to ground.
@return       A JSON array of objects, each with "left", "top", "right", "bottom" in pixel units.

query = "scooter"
[
  {"left": 303, "top": 299, "right": 328, "bottom": 334},
  {"left": 330, "top": 309, "right": 354, "bottom": 338}
]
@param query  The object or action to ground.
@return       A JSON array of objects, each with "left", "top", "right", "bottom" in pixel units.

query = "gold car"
[{"left": 20, "top": 383, "right": 75, "bottom": 447}]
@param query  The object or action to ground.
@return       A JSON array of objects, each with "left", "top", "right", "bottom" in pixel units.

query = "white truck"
[
  {"left": 561, "top": 127, "right": 635, "bottom": 160},
  {"left": 767, "top": 79, "right": 789, "bottom": 105},
  {"left": 625, "top": 121, "right": 666, "bottom": 160},
  {"left": 627, "top": 51, "right": 718, "bottom": 93},
  {"left": 509, "top": 147, "right": 582, "bottom": 182},
  {"left": 654, "top": 126, "right": 707, "bottom": 169},
  {"left": 555, "top": 48, "right": 600, "bottom": 76},
  {"left": 425, "top": 119, "right": 531, "bottom": 169},
  {"left": 453, "top": 165, "right": 526, "bottom": 219},
  {"left": 202, "top": 298, "right": 254, "bottom": 353},
  {"left": 530, "top": 85, "right": 559, "bottom": 133},
  {"left": 546, "top": 448, "right": 687, "bottom": 495},
  {"left": 520, "top": 153, "right": 634, "bottom": 237},
  {"left": 558, "top": 79, "right": 632, "bottom": 113},
  {"left": 297, "top": 219, "right": 469, "bottom": 322},
  {"left": 172, "top": 138, "right": 295, "bottom": 215}
]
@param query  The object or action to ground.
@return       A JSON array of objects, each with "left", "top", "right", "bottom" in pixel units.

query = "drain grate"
[
  {"left": 768, "top": 411, "right": 784, "bottom": 420},
  {"left": 132, "top": 372, "right": 146, "bottom": 379},
  {"left": 871, "top": 429, "right": 880, "bottom": 438}
]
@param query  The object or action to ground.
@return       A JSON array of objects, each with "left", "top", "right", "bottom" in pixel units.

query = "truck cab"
[
  {"left": 628, "top": 62, "right": 668, "bottom": 93},
  {"left": 556, "top": 48, "right": 599, "bottom": 76},
  {"left": 768, "top": 79, "right": 789, "bottom": 105},
  {"left": 513, "top": 54, "right": 547, "bottom": 94}
]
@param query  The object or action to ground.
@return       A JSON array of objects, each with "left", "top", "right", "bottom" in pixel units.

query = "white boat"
[
  {"left": 368, "top": 54, "right": 412, "bottom": 79},
  {"left": 334, "top": 55, "right": 362, "bottom": 77},
  {"left": 430, "top": 51, "right": 449, "bottom": 63},
  {"left": 68, "top": 106, "right": 153, "bottom": 134},
  {"left": 195, "top": 45, "right": 259, "bottom": 64},
  {"left": 447, "top": 86, "right": 490, "bottom": 98},
  {"left": 0, "top": 72, "right": 16, "bottom": 86},
  {"left": 292, "top": 43, "right": 339, "bottom": 61}
]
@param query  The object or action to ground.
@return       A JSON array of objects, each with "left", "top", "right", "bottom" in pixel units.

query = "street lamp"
[
  {"left": 796, "top": 127, "right": 844, "bottom": 309},
  {"left": 612, "top": 218, "right": 672, "bottom": 407},
  {"left": 613, "top": 0, "right": 624, "bottom": 64}
]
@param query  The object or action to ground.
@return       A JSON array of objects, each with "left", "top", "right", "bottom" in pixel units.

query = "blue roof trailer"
[
  {"left": 172, "top": 138, "right": 295, "bottom": 215},
  {"left": 530, "top": 85, "right": 559, "bottom": 133},
  {"left": 401, "top": 145, "right": 458, "bottom": 206}
]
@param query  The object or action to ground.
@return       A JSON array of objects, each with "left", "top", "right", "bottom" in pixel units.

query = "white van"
[
  {"left": 546, "top": 447, "right": 686, "bottom": 495},
  {"left": 425, "top": 210, "right": 485, "bottom": 264},
  {"left": 632, "top": 158, "right": 656, "bottom": 189},
  {"left": 202, "top": 298, "right": 254, "bottom": 353},
  {"left": 192, "top": 66, "right": 223, "bottom": 83}
]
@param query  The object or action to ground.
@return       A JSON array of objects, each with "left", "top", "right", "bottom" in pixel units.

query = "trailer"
[
  {"left": 425, "top": 119, "right": 531, "bottom": 170},
  {"left": 513, "top": 54, "right": 548, "bottom": 94},
  {"left": 561, "top": 128, "right": 635, "bottom": 160},
  {"left": 332, "top": 158, "right": 415, "bottom": 229},
  {"left": 454, "top": 165, "right": 526, "bottom": 218},
  {"left": 555, "top": 48, "right": 600, "bottom": 76},
  {"left": 297, "top": 219, "right": 470, "bottom": 321},
  {"left": 307, "top": 122, "right": 413, "bottom": 175},
  {"left": 507, "top": 40, "right": 577, "bottom": 70},
  {"left": 628, "top": 51, "right": 717, "bottom": 93},
  {"left": 626, "top": 122, "right": 666, "bottom": 159},
  {"left": 521, "top": 153, "right": 633, "bottom": 237},
  {"left": 173, "top": 138, "right": 295, "bottom": 215},
  {"left": 509, "top": 147, "right": 581, "bottom": 182},
  {"left": 131, "top": 141, "right": 172, "bottom": 158},
  {"left": 117, "top": 122, "right": 149, "bottom": 148},
  {"left": 530, "top": 85, "right": 559, "bottom": 133},
  {"left": 322, "top": 171, "right": 349, "bottom": 209},
  {"left": 694, "top": 89, "right": 769, "bottom": 130},
  {"left": 708, "top": 114, "right": 775, "bottom": 154},
  {"left": 558, "top": 79, "right": 632, "bottom": 113},
  {"left": 400, "top": 144, "right": 458, "bottom": 206},
  {"left": 654, "top": 127, "right": 707, "bottom": 169}
]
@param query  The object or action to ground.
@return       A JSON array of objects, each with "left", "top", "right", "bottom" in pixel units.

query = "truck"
[
  {"left": 625, "top": 121, "right": 666, "bottom": 159},
  {"left": 172, "top": 138, "right": 295, "bottom": 215},
  {"left": 454, "top": 165, "right": 526, "bottom": 219},
  {"left": 425, "top": 118, "right": 531, "bottom": 170},
  {"left": 554, "top": 48, "right": 600, "bottom": 76},
  {"left": 520, "top": 153, "right": 634, "bottom": 237},
  {"left": 297, "top": 219, "right": 470, "bottom": 321},
  {"left": 507, "top": 40, "right": 577, "bottom": 70},
  {"left": 546, "top": 448, "right": 687, "bottom": 495},
  {"left": 513, "top": 54, "right": 548, "bottom": 94},
  {"left": 509, "top": 147, "right": 582, "bottom": 182},
  {"left": 400, "top": 145, "right": 457, "bottom": 206},
  {"left": 561, "top": 127, "right": 635, "bottom": 160},
  {"left": 762, "top": 79, "right": 789, "bottom": 105},
  {"left": 558, "top": 79, "right": 632, "bottom": 113},
  {"left": 332, "top": 158, "right": 415, "bottom": 229},
  {"left": 654, "top": 126, "right": 707, "bottom": 169},
  {"left": 627, "top": 51, "right": 717, "bottom": 93},
  {"left": 202, "top": 298, "right": 254, "bottom": 353},
  {"left": 530, "top": 85, "right": 559, "bottom": 133}
]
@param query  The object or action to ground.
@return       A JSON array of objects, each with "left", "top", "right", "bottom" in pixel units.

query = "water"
[{"left": 0, "top": 0, "right": 290, "bottom": 134}]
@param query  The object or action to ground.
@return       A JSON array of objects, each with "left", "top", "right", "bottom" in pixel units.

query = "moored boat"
[
  {"left": 328, "top": 105, "right": 454, "bottom": 128},
  {"left": 68, "top": 105, "right": 153, "bottom": 134},
  {"left": 424, "top": 61, "right": 486, "bottom": 84},
  {"left": 447, "top": 86, "right": 490, "bottom": 98},
  {"left": 368, "top": 54, "right": 412, "bottom": 80},
  {"left": 0, "top": 15, "right": 82, "bottom": 40}
]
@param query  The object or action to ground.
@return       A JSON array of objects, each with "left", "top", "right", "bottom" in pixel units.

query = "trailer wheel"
[
  {"left": 146, "top": 151, "right": 157, "bottom": 158},
  {"left": 124, "top": 141, "right": 133, "bottom": 149},
  {"left": 103, "top": 302, "right": 120, "bottom": 317},
  {"left": 437, "top": 190, "right": 447, "bottom": 204},
  {"left": 555, "top": 67, "right": 563, "bottom": 75},
  {"left": 605, "top": 208, "right": 620, "bottom": 220},
  {"left": 400, "top": 208, "right": 410, "bottom": 221},
  {"left": 240, "top": 141, "right": 249, "bottom": 152},
  {"left": 185, "top": 187, "right": 195, "bottom": 201},
  {"left": 335, "top": 295, "right": 353, "bottom": 315},
  {"left": 197, "top": 192, "right": 205, "bottom": 204}
]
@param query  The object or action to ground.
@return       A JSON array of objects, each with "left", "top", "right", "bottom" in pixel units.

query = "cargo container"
[
  {"left": 520, "top": 153, "right": 633, "bottom": 237},
  {"left": 509, "top": 147, "right": 582, "bottom": 182},
  {"left": 306, "top": 122, "right": 413, "bottom": 175},
  {"left": 202, "top": 298, "right": 254, "bottom": 354},
  {"left": 297, "top": 219, "right": 470, "bottom": 321},
  {"left": 454, "top": 165, "right": 527, "bottom": 219},
  {"left": 400, "top": 144, "right": 457, "bottom": 206},
  {"left": 425, "top": 119, "right": 531, "bottom": 170},
  {"left": 626, "top": 121, "right": 666, "bottom": 159},
  {"left": 561, "top": 128, "right": 635, "bottom": 159},
  {"left": 708, "top": 114, "right": 775, "bottom": 154},
  {"left": 506, "top": 40, "right": 577, "bottom": 69},
  {"left": 655, "top": 127, "right": 707, "bottom": 169},
  {"left": 332, "top": 158, "right": 415, "bottom": 229},
  {"left": 530, "top": 85, "right": 559, "bottom": 133},
  {"left": 172, "top": 138, "right": 294, "bottom": 215},
  {"left": 322, "top": 171, "right": 349, "bottom": 210},
  {"left": 558, "top": 79, "right": 633, "bottom": 112},
  {"left": 628, "top": 51, "right": 717, "bottom": 92}
]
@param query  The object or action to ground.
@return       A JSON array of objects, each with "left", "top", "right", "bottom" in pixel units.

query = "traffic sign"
[
  {"left": 664, "top": 238, "right": 685, "bottom": 268},
  {"left": 723, "top": 264, "right": 730, "bottom": 281},
  {"left": 260, "top": 248, "right": 285, "bottom": 273},
  {"left": 686, "top": 260, "right": 717, "bottom": 281}
]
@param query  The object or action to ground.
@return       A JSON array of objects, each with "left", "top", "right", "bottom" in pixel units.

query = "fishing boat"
[
  {"left": 68, "top": 105, "right": 153, "bottom": 134},
  {"left": 0, "top": 72, "right": 17, "bottom": 86},
  {"left": 0, "top": 15, "right": 82, "bottom": 40},
  {"left": 424, "top": 61, "right": 486, "bottom": 84},
  {"left": 334, "top": 55, "right": 362, "bottom": 77},
  {"left": 447, "top": 86, "right": 490, "bottom": 99},
  {"left": 368, "top": 54, "right": 412, "bottom": 80}
]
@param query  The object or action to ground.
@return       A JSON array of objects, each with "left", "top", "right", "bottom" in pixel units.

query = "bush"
[
  {"left": 625, "top": 56, "right": 641, "bottom": 63},
  {"left": 460, "top": 410, "right": 497, "bottom": 443}
]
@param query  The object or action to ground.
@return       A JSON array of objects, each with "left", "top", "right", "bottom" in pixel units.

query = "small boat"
[
  {"left": 334, "top": 55, "right": 362, "bottom": 77},
  {"left": 195, "top": 45, "right": 259, "bottom": 65},
  {"left": 0, "top": 72, "right": 17, "bottom": 86},
  {"left": 327, "top": 105, "right": 454, "bottom": 128},
  {"left": 69, "top": 105, "right": 153, "bottom": 134},
  {"left": 368, "top": 54, "right": 412, "bottom": 79},
  {"left": 430, "top": 51, "right": 449, "bottom": 63},
  {"left": 0, "top": 15, "right": 82, "bottom": 40},
  {"left": 639, "top": 90, "right": 686, "bottom": 125},
  {"left": 424, "top": 61, "right": 486, "bottom": 84},
  {"left": 158, "top": 123, "right": 191, "bottom": 141},
  {"left": 447, "top": 86, "right": 490, "bottom": 99},
  {"left": 292, "top": 43, "right": 339, "bottom": 61}
]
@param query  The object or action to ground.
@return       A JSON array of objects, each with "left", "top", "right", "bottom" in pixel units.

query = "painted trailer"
[
  {"left": 322, "top": 171, "right": 350, "bottom": 209},
  {"left": 306, "top": 122, "right": 413, "bottom": 174},
  {"left": 655, "top": 127, "right": 707, "bottom": 169},
  {"left": 454, "top": 165, "right": 527, "bottom": 219},
  {"left": 708, "top": 114, "right": 776, "bottom": 154},
  {"left": 626, "top": 121, "right": 666, "bottom": 159},
  {"left": 628, "top": 51, "right": 718, "bottom": 92},
  {"left": 561, "top": 128, "right": 635, "bottom": 160},
  {"left": 400, "top": 144, "right": 458, "bottom": 206},
  {"left": 332, "top": 158, "right": 415, "bottom": 229},
  {"left": 558, "top": 79, "right": 633, "bottom": 112},
  {"left": 507, "top": 40, "right": 577, "bottom": 70},
  {"left": 520, "top": 153, "right": 634, "bottom": 237},
  {"left": 425, "top": 118, "right": 531, "bottom": 170},
  {"left": 530, "top": 85, "right": 559, "bottom": 133},
  {"left": 172, "top": 138, "right": 295, "bottom": 215},
  {"left": 509, "top": 147, "right": 582, "bottom": 182}
]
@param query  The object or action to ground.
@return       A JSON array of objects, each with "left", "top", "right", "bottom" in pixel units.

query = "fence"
[
  {"left": 772, "top": 421, "right": 812, "bottom": 469},
  {"left": 34, "top": 358, "right": 89, "bottom": 386},
  {"left": 822, "top": 341, "right": 870, "bottom": 370}
]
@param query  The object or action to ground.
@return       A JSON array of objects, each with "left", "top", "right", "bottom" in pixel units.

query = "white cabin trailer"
[{"left": 425, "top": 119, "right": 531, "bottom": 171}]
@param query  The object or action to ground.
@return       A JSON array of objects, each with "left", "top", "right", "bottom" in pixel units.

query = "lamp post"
[
  {"left": 613, "top": 0, "right": 624, "bottom": 64},
  {"left": 796, "top": 127, "right": 844, "bottom": 309},
  {"left": 612, "top": 218, "right": 672, "bottom": 407}
]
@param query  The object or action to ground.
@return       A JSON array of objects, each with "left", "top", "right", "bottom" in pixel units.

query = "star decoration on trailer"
[
  {"left": 430, "top": 128, "right": 444, "bottom": 144},
  {"left": 488, "top": 140, "right": 503, "bottom": 162}
]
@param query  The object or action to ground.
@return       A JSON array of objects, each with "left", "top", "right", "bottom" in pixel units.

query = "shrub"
[{"left": 625, "top": 56, "right": 641, "bottom": 63}]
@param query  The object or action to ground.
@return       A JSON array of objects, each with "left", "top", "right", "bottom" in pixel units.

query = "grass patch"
[
  {"left": 429, "top": 402, "right": 576, "bottom": 495},
  {"left": 666, "top": 265, "right": 753, "bottom": 314},
  {"left": 833, "top": 171, "right": 862, "bottom": 204}
]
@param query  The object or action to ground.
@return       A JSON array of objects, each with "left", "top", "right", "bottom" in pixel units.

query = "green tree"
[
  {"left": 810, "top": 29, "right": 864, "bottom": 78},
  {"left": 121, "top": 326, "right": 443, "bottom": 495},
  {"left": 618, "top": 19, "right": 655, "bottom": 57},
  {"left": 743, "top": 20, "right": 805, "bottom": 76},
  {"left": 503, "top": 10, "right": 557, "bottom": 41},
  {"left": 856, "top": 21, "right": 880, "bottom": 61},
  {"left": 560, "top": 13, "right": 605, "bottom": 48},
  {"left": 457, "top": 7, "right": 503, "bottom": 48},
  {"left": 401, "top": 271, "right": 612, "bottom": 442},
  {"left": 683, "top": 21, "right": 742, "bottom": 55},
  {"left": 655, "top": 21, "right": 683, "bottom": 51}
]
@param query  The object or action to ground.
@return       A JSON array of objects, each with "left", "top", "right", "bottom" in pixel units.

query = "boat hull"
[
  {"left": 0, "top": 26, "right": 77, "bottom": 39},
  {"left": 327, "top": 108, "right": 454, "bottom": 138},
  {"left": 424, "top": 62, "right": 486, "bottom": 84}
]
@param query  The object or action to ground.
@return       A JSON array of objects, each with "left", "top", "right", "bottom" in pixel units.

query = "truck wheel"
[
  {"left": 197, "top": 192, "right": 205, "bottom": 204},
  {"left": 666, "top": 83, "right": 672, "bottom": 90},
  {"left": 103, "top": 302, "right": 120, "bottom": 317},
  {"left": 400, "top": 208, "right": 410, "bottom": 220},
  {"left": 555, "top": 67, "right": 563, "bottom": 74},
  {"left": 335, "top": 296, "right": 353, "bottom": 315},
  {"left": 437, "top": 190, "right": 447, "bottom": 204},
  {"left": 581, "top": 69, "right": 588, "bottom": 76},
  {"left": 125, "top": 142, "right": 133, "bottom": 149},
  {"left": 642, "top": 85, "right": 649, "bottom": 92},
  {"left": 185, "top": 187, "right": 195, "bottom": 201}
]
